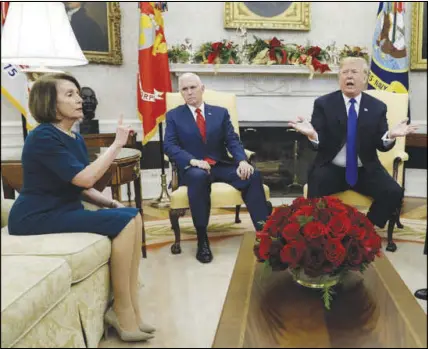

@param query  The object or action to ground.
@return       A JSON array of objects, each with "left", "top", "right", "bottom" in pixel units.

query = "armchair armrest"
[
  {"left": 169, "top": 160, "right": 179, "bottom": 191},
  {"left": 245, "top": 149, "right": 256, "bottom": 163},
  {"left": 394, "top": 151, "right": 409, "bottom": 162},
  {"left": 392, "top": 151, "right": 409, "bottom": 181}
]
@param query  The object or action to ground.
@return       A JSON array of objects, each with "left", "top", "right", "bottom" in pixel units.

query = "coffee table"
[{"left": 213, "top": 232, "right": 427, "bottom": 348}]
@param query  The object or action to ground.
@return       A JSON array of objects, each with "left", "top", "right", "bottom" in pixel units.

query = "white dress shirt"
[
  {"left": 66, "top": 7, "right": 81, "bottom": 21},
  {"left": 311, "top": 93, "right": 394, "bottom": 167},
  {"left": 188, "top": 103, "right": 205, "bottom": 121}
]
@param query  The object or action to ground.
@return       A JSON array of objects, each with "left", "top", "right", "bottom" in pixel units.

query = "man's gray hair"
[
  {"left": 178, "top": 73, "right": 203, "bottom": 89},
  {"left": 339, "top": 57, "right": 369, "bottom": 75}
]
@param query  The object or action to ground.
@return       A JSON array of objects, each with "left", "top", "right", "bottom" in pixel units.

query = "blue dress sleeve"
[{"left": 31, "top": 129, "right": 86, "bottom": 183}]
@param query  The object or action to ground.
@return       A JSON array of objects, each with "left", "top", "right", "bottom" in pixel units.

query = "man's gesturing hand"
[
  {"left": 288, "top": 116, "right": 317, "bottom": 140},
  {"left": 388, "top": 118, "right": 419, "bottom": 139}
]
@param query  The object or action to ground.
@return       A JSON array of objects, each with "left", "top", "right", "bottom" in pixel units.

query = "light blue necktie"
[{"left": 346, "top": 98, "right": 358, "bottom": 186}]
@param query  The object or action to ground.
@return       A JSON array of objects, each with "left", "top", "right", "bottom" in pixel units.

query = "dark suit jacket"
[
  {"left": 310, "top": 90, "right": 395, "bottom": 172},
  {"left": 164, "top": 103, "right": 247, "bottom": 181},
  {"left": 70, "top": 8, "right": 108, "bottom": 52}
]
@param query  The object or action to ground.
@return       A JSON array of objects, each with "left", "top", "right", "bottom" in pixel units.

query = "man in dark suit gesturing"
[
  {"left": 289, "top": 57, "right": 418, "bottom": 229},
  {"left": 164, "top": 73, "right": 270, "bottom": 263}
]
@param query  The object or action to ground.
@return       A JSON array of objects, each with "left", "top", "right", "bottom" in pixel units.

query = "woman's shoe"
[
  {"left": 139, "top": 321, "right": 156, "bottom": 333},
  {"left": 104, "top": 307, "right": 154, "bottom": 342}
]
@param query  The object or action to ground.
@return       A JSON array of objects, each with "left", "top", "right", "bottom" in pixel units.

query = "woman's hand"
[
  {"left": 114, "top": 115, "right": 134, "bottom": 148},
  {"left": 110, "top": 199, "right": 125, "bottom": 208}
]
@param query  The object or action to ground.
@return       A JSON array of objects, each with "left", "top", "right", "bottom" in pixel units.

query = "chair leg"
[
  {"left": 395, "top": 205, "right": 404, "bottom": 229},
  {"left": 235, "top": 205, "right": 241, "bottom": 223},
  {"left": 169, "top": 208, "right": 186, "bottom": 255},
  {"left": 127, "top": 183, "right": 132, "bottom": 204},
  {"left": 385, "top": 214, "right": 397, "bottom": 253}
]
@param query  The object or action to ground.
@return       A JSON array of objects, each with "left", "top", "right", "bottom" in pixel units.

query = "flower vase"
[{"left": 290, "top": 268, "right": 342, "bottom": 289}]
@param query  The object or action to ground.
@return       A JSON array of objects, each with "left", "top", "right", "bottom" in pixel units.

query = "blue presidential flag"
[{"left": 368, "top": 2, "right": 409, "bottom": 94}]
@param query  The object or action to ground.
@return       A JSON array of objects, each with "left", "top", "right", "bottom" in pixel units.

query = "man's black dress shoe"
[
  {"left": 414, "top": 288, "right": 427, "bottom": 300},
  {"left": 196, "top": 239, "right": 213, "bottom": 263}
]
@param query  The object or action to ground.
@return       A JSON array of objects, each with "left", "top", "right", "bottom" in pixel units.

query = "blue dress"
[{"left": 8, "top": 123, "right": 139, "bottom": 238}]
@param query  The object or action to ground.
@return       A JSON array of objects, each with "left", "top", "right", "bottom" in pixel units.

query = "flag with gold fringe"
[
  {"left": 137, "top": 2, "right": 171, "bottom": 145},
  {"left": 1, "top": 1, "right": 38, "bottom": 132},
  {"left": 368, "top": 2, "right": 409, "bottom": 95}
]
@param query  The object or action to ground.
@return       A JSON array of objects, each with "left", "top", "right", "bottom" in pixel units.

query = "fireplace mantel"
[
  {"left": 169, "top": 64, "right": 340, "bottom": 122},
  {"left": 170, "top": 63, "right": 339, "bottom": 76}
]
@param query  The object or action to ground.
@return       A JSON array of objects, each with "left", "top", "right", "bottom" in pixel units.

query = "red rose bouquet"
[{"left": 254, "top": 196, "right": 382, "bottom": 309}]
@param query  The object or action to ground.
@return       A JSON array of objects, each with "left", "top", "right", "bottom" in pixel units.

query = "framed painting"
[
  {"left": 63, "top": 2, "right": 122, "bottom": 65},
  {"left": 410, "top": 2, "right": 427, "bottom": 70},
  {"left": 224, "top": 2, "right": 310, "bottom": 31}
]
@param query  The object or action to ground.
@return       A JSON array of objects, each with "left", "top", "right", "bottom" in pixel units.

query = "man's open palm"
[
  {"left": 288, "top": 116, "right": 316, "bottom": 138},
  {"left": 389, "top": 118, "right": 419, "bottom": 138}
]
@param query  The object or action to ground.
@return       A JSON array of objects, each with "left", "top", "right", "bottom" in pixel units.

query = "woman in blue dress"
[{"left": 8, "top": 73, "right": 154, "bottom": 342}]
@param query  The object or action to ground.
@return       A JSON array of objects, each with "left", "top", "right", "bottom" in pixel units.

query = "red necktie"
[
  {"left": 195, "top": 108, "right": 216, "bottom": 166},
  {"left": 195, "top": 108, "right": 206, "bottom": 141}
]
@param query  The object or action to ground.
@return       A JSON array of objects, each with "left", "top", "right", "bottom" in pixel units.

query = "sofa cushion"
[
  {"left": 1, "top": 256, "right": 71, "bottom": 348},
  {"left": 1, "top": 229, "right": 111, "bottom": 283}
]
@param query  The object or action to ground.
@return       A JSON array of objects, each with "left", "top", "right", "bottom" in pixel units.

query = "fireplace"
[
  {"left": 239, "top": 122, "right": 315, "bottom": 197},
  {"left": 161, "top": 64, "right": 339, "bottom": 199}
]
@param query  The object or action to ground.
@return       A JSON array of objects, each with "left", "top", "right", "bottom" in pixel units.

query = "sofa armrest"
[{"left": 1, "top": 199, "right": 15, "bottom": 228}]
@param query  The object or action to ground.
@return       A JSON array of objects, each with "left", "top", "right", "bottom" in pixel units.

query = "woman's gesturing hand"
[{"left": 114, "top": 115, "right": 134, "bottom": 148}]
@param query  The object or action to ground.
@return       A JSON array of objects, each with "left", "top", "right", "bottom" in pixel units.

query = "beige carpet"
[{"left": 145, "top": 213, "right": 426, "bottom": 248}]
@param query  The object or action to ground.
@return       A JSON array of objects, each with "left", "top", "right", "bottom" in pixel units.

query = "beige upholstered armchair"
[
  {"left": 304, "top": 90, "right": 409, "bottom": 252},
  {"left": 165, "top": 89, "right": 271, "bottom": 254}
]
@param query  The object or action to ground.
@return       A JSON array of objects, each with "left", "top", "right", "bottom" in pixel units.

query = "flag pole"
[
  {"left": 21, "top": 114, "right": 28, "bottom": 140},
  {"left": 150, "top": 122, "right": 171, "bottom": 208}
]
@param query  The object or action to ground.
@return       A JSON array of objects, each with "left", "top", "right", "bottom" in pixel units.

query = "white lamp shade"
[{"left": 1, "top": 2, "right": 88, "bottom": 67}]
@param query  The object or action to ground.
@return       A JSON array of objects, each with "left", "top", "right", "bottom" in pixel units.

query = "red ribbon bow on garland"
[
  {"left": 207, "top": 42, "right": 223, "bottom": 64},
  {"left": 268, "top": 37, "right": 287, "bottom": 64},
  {"left": 207, "top": 41, "right": 235, "bottom": 64}
]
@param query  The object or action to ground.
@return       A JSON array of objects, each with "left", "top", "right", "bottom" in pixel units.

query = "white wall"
[
  {"left": 1, "top": 2, "right": 426, "bottom": 132},
  {"left": 1, "top": 2, "right": 426, "bottom": 198}
]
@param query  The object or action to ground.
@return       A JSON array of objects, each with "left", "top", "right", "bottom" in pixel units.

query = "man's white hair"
[
  {"left": 178, "top": 73, "right": 203, "bottom": 89},
  {"left": 339, "top": 57, "right": 369, "bottom": 75}
]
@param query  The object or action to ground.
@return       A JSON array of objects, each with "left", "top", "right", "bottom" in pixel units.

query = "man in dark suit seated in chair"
[
  {"left": 288, "top": 57, "right": 418, "bottom": 232},
  {"left": 164, "top": 73, "right": 270, "bottom": 264}
]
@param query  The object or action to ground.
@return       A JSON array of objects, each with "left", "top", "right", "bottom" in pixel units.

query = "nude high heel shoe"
[
  {"left": 104, "top": 307, "right": 154, "bottom": 342},
  {"left": 138, "top": 321, "right": 156, "bottom": 333}
]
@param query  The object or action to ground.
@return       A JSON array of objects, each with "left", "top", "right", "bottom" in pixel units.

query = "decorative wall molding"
[
  {"left": 170, "top": 64, "right": 340, "bottom": 122},
  {"left": 170, "top": 63, "right": 339, "bottom": 76}
]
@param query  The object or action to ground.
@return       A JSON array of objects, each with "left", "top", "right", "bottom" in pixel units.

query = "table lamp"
[
  {"left": 1, "top": 2, "right": 88, "bottom": 133},
  {"left": 1, "top": 2, "right": 88, "bottom": 71}
]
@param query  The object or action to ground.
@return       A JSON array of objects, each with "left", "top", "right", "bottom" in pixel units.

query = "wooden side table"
[
  {"left": 406, "top": 133, "right": 428, "bottom": 148},
  {"left": 1, "top": 146, "right": 147, "bottom": 258},
  {"left": 83, "top": 133, "right": 138, "bottom": 204}
]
